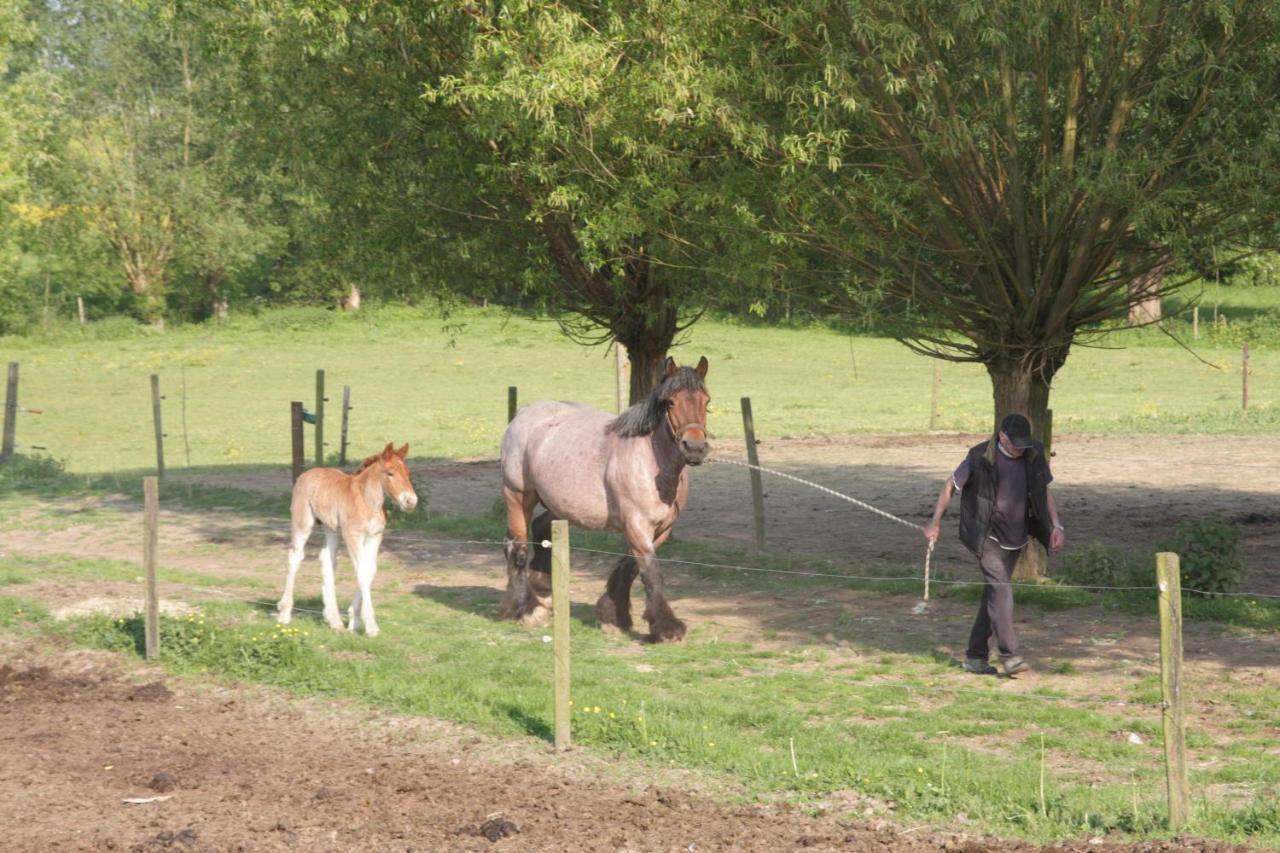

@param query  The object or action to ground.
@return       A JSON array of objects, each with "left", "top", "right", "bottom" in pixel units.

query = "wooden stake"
[
  {"left": 508, "top": 386, "right": 518, "bottom": 423},
  {"left": 615, "top": 342, "right": 628, "bottom": 413},
  {"left": 1242, "top": 343, "right": 1250, "bottom": 415},
  {"left": 1192, "top": 305, "right": 1198, "bottom": 340},
  {"left": 741, "top": 397, "right": 766, "bottom": 551},
  {"left": 291, "top": 401, "right": 304, "bottom": 485},
  {"left": 150, "top": 374, "right": 165, "bottom": 478},
  {"left": 315, "top": 369, "right": 326, "bottom": 466},
  {"left": 1157, "top": 552, "right": 1190, "bottom": 829},
  {"left": 77, "top": 296, "right": 86, "bottom": 326},
  {"left": 143, "top": 476, "right": 160, "bottom": 660},
  {"left": 180, "top": 366, "right": 191, "bottom": 468},
  {"left": 551, "top": 519, "right": 572, "bottom": 751},
  {"left": 929, "top": 360, "right": 941, "bottom": 430},
  {"left": 1, "top": 362, "right": 17, "bottom": 462},
  {"left": 339, "top": 385, "right": 351, "bottom": 466}
]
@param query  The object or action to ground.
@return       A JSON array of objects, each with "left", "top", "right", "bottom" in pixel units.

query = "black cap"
[{"left": 999, "top": 413, "right": 1034, "bottom": 449}]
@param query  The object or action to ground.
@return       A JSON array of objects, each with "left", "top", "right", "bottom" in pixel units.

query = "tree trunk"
[
  {"left": 986, "top": 359, "right": 1051, "bottom": 442},
  {"left": 342, "top": 283, "right": 361, "bottom": 312},
  {"left": 1127, "top": 258, "right": 1166, "bottom": 325},
  {"left": 614, "top": 254, "right": 678, "bottom": 405}
]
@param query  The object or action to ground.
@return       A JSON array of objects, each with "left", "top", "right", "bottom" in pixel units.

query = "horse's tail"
[{"left": 289, "top": 469, "right": 318, "bottom": 532}]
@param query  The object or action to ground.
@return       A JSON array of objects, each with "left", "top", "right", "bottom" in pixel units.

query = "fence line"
[{"left": 137, "top": 577, "right": 1166, "bottom": 711}]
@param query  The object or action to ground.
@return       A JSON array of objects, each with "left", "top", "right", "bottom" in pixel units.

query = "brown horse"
[
  {"left": 278, "top": 442, "right": 417, "bottom": 637},
  {"left": 499, "top": 357, "right": 710, "bottom": 641}
]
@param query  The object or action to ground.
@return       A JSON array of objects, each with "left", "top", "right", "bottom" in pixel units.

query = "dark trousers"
[{"left": 966, "top": 542, "right": 1022, "bottom": 661}]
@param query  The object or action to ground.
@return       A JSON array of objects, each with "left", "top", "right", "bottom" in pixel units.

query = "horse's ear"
[
  {"left": 695, "top": 356, "right": 708, "bottom": 379},
  {"left": 396, "top": 443, "right": 409, "bottom": 459},
  {"left": 664, "top": 357, "right": 677, "bottom": 378},
  {"left": 382, "top": 442, "right": 395, "bottom": 458}
]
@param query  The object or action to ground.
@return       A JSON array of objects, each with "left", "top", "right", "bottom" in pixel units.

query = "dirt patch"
[{"left": 0, "top": 648, "right": 1255, "bottom": 852}]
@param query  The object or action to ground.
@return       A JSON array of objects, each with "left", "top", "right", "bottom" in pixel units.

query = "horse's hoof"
[
  {"left": 364, "top": 625, "right": 380, "bottom": 638},
  {"left": 649, "top": 618, "right": 687, "bottom": 643},
  {"left": 520, "top": 605, "right": 551, "bottom": 628},
  {"left": 277, "top": 611, "right": 291, "bottom": 625}
]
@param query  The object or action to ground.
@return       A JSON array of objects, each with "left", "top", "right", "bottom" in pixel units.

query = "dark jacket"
[{"left": 957, "top": 435, "right": 1052, "bottom": 556}]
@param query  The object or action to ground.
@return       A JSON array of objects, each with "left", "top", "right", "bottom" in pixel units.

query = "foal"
[{"left": 277, "top": 442, "right": 417, "bottom": 637}]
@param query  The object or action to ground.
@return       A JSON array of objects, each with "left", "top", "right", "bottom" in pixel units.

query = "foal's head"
[
  {"left": 359, "top": 443, "right": 418, "bottom": 511},
  {"left": 661, "top": 356, "right": 711, "bottom": 465}
]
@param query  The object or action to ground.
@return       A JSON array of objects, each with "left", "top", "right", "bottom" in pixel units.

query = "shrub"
[
  {"left": 1157, "top": 515, "right": 1244, "bottom": 597},
  {"left": 1057, "top": 542, "right": 1138, "bottom": 589},
  {"left": 0, "top": 453, "right": 67, "bottom": 489}
]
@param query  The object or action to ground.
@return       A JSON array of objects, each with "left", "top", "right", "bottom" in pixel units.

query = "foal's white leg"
[
  {"left": 343, "top": 530, "right": 366, "bottom": 634},
  {"left": 318, "top": 530, "right": 344, "bottom": 630},
  {"left": 278, "top": 517, "right": 313, "bottom": 624},
  {"left": 353, "top": 533, "right": 382, "bottom": 637}
]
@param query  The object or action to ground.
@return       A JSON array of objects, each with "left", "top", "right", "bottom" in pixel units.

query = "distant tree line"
[{"left": 3, "top": 0, "right": 1279, "bottom": 421}]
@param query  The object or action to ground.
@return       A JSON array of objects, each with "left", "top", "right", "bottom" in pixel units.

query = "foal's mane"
[
  {"left": 351, "top": 454, "right": 381, "bottom": 475},
  {"left": 607, "top": 366, "right": 706, "bottom": 438}
]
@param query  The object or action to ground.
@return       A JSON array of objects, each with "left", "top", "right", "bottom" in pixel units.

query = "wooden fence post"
[
  {"left": 929, "top": 360, "right": 941, "bottom": 430},
  {"left": 339, "top": 385, "right": 351, "bottom": 466},
  {"left": 291, "top": 401, "right": 305, "bottom": 485},
  {"left": 1242, "top": 343, "right": 1250, "bottom": 416},
  {"left": 551, "top": 519, "right": 572, "bottom": 751},
  {"left": 1, "top": 362, "right": 17, "bottom": 462},
  {"left": 508, "top": 386, "right": 518, "bottom": 423},
  {"left": 143, "top": 476, "right": 160, "bottom": 660},
  {"left": 615, "top": 342, "right": 628, "bottom": 413},
  {"left": 1192, "top": 305, "right": 1199, "bottom": 340},
  {"left": 741, "top": 397, "right": 766, "bottom": 551},
  {"left": 150, "top": 374, "right": 165, "bottom": 478},
  {"left": 315, "top": 368, "right": 326, "bottom": 466},
  {"left": 77, "top": 296, "right": 86, "bottom": 326},
  {"left": 1157, "top": 552, "right": 1190, "bottom": 829}
]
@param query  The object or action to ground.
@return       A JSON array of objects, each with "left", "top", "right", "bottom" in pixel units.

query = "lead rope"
[{"left": 709, "top": 457, "right": 935, "bottom": 609}]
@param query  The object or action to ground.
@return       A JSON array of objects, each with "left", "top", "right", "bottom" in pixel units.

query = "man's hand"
[
  {"left": 923, "top": 521, "right": 941, "bottom": 546},
  {"left": 1049, "top": 526, "right": 1065, "bottom": 553}
]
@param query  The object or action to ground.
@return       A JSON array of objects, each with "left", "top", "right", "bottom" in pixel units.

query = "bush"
[
  {"left": 1229, "top": 252, "right": 1280, "bottom": 288},
  {"left": 1057, "top": 542, "right": 1140, "bottom": 589},
  {"left": 0, "top": 453, "right": 67, "bottom": 490},
  {"left": 1157, "top": 515, "right": 1244, "bottom": 597}
]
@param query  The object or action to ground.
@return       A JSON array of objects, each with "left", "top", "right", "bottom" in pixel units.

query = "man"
[{"left": 923, "top": 413, "right": 1064, "bottom": 677}]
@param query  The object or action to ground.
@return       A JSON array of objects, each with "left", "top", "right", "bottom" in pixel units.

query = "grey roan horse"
[{"left": 499, "top": 356, "right": 710, "bottom": 641}]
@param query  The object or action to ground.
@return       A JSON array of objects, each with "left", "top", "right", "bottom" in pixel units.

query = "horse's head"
[
  {"left": 661, "top": 356, "right": 710, "bottom": 466},
  {"left": 376, "top": 442, "right": 418, "bottom": 511}
]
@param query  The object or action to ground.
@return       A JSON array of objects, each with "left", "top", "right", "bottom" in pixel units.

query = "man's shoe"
[
  {"left": 962, "top": 657, "right": 996, "bottom": 674},
  {"left": 1003, "top": 656, "right": 1030, "bottom": 676}
]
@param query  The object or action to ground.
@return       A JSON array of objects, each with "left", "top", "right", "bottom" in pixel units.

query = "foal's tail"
[{"left": 289, "top": 469, "right": 319, "bottom": 535}]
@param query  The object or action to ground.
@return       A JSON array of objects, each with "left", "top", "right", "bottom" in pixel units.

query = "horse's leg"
[
  {"left": 500, "top": 485, "right": 542, "bottom": 623},
  {"left": 278, "top": 503, "right": 314, "bottom": 624},
  {"left": 595, "top": 555, "right": 639, "bottom": 634},
  {"left": 354, "top": 532, "right": 382, "bottom": 637},
  {"left": 520, "top": 510, "right": 553, "bottom": 627},
  {"left": 341, "top": 528, "right": 366, "bottom": 633},
  {"left": 318, "top": 530, "right": 343, "bottom": 629},
  {"left": 629, "top": 525, "right": 685, "bottom": 642}
]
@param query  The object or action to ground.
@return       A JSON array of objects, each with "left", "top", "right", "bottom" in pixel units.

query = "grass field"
[
  {"left": 1, "top": 296, "right": 1277, "bottom": 474},
  {"left": 1, "top": 298, "right": 1278, "bottom": 845}
]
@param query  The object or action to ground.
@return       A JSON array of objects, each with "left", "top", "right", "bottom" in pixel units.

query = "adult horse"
[{"left": 499, "top": 356, "right": 710, "bottom": 641}]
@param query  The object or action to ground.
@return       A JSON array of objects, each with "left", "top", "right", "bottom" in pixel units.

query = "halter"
[{"left": 665, "top": 403, "right": 706, "bottom": 446}]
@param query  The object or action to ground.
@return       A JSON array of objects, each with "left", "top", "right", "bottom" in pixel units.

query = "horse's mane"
[
  {"left": 351, "top": 454, "right": 381, "bottom": 475},
  {"left": 607, "top": 366, "right": 706, "bottom": 438}
]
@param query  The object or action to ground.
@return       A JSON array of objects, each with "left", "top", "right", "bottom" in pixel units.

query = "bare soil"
[{"left": 0, "top": 646, "right": 1254, "bottom": 853}]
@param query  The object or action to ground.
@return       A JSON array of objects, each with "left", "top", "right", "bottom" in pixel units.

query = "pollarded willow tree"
[
  {"left": 741, "top": 0, "right": 1280, "bottom": 434},
  {"left": 429, "top": 0, "right": 775, "bottom": 401}
]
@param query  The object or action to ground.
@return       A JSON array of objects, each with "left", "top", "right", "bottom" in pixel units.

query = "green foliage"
[
  {"left": 0, "top": 454, "right": 66, "bottom": 490},
  {"left": 1227, "top": 253, "right": 1280, "bottom": 289},
  {"left": 1158, "top": 516, "right": 1245, "bottom": 597},
  {"left": 1058, "top": 542, "right": 1142, "bottom": 589}
]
